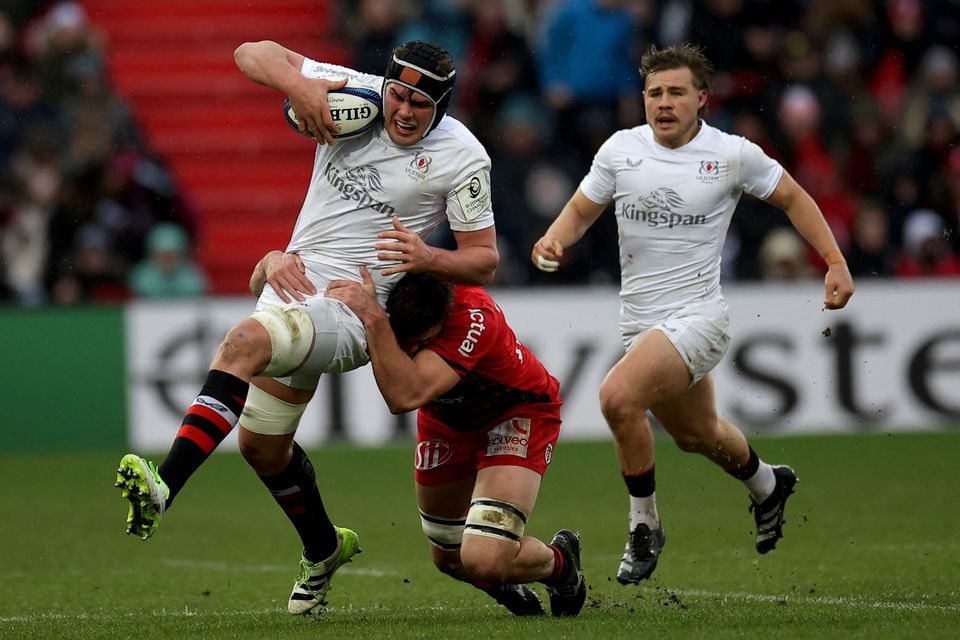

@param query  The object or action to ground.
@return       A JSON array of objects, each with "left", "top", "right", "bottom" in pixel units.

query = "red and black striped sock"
[
  {"left": 545, "top": 544, "right": 565, "bottom": 584},
  {"left": 159, "top": 369, "right": 248, "bottom": 506},
  {"left": 259, "top": 442, "right": 338, "bottom": 563}
]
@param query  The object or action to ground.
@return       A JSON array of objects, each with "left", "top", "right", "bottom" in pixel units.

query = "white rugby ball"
[{"left": 283, "top": 82, "right": 382, "bottom": 140}]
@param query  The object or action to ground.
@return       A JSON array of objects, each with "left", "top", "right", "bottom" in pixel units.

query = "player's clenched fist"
[{"left": 532, "top": 236, "right": 563, "bottom": 273}]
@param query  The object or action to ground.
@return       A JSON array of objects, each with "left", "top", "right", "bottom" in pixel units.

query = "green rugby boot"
[
  {"left": 288, "top": 527, "right": 361, "bottom": 614},
  {"left": 115, "top": 454, "right": 169, "bottom": 540}
]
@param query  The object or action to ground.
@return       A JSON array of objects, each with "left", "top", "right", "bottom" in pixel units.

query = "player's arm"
[
  {"left": 763, "top": 170, "right": 854, "bottom": 309},
  {"left": 325, "top": 268, "right": 460, "bottom": 413},
  {"left": 249, "top": 250, "right": 316, "bottom": 302},
  {"left": 433, "top": 225, "right": 498, "bottom": 285},
  {"left": 375, "top": 216, "right": 499, "bottom": 285},
  {"left": 531, "top": 188, "right": 607, "bottom": 272},
  {"left": 364, "top": 314, "right": 461, "bottom": 414},
  {"left": 233, "top": 40, "right": 346, "bottom": 144}
]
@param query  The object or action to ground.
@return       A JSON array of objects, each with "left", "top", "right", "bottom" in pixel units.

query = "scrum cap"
[{"left": 383, "top": 40, "right": 456, "bottom": 136}]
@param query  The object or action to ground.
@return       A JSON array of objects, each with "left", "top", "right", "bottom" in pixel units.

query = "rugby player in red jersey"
[{"left": 325, "top": 267, "right": 586, "bottom": 617}]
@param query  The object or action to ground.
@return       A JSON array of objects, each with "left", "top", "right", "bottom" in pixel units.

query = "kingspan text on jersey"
[
  {"left": 324, "top": 162, "right": 396, "bottom": 216},
  {"left": 619, "top": 204, "right": 707, "bottom": 229}
]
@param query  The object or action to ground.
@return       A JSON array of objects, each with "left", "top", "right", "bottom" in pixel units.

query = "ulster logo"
[
  {"left": 697, "top": 159, "right": 726, "bottom": 183},
  {"left": 411, "top": 152, "right": 432, "bottom": 173},
  {"left": 405, "top": 150, "right": 432, "bottom": 182}
]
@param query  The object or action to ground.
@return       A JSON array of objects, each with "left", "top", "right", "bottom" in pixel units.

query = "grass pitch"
[{"left": 2, "top": 431, "right": 958, "bottom": 639}]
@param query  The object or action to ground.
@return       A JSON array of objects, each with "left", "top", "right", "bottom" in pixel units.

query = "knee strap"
[
  {"left": 240, "top": 384, "right": 307, "bottom": 436},
  {"left": 463, "top": 498, "right": 527, "bottom": 545},
  {"left": 420, "top": 511, "right": 465, "bottom": 551}
]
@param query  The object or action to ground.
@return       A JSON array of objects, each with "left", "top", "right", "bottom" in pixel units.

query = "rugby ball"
[{"left": 283, "top": 83, "right": 382, "bottom": 140}]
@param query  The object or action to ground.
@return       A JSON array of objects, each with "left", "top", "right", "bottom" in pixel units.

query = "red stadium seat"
[{"left": 82, "top": 0, "right": 349, "bottom": 294}]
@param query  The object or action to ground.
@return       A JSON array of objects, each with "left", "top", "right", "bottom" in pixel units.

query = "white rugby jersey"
[
  {"left": 281, "top": 59, "right": 494, "bottom": 304},
  {"left": 579, "top": 121, "right": 783, "bottom": 328}
]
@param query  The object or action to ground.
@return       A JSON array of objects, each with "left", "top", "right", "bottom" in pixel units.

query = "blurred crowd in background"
[
  {"left": 1, "top": 0, "right": 959, "bottom": 305},
  {"left": 0, "top": 1, "right": 202, "bottom": 304}
]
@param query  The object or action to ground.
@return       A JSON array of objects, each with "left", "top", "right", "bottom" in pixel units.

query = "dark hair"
[
  {"left": 640, "top": 43, "right": 714, "bottom": 93},
  {"left": 385, "top": 273, "right": 455, "bottom": 338},
  {"left": 393, "top": 41, "right": 456, "bottom": 77}
]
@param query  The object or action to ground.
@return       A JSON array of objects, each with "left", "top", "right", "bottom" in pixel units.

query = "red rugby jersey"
[{"left": 420, "top": 286, "right": 561, "bottom": 431}]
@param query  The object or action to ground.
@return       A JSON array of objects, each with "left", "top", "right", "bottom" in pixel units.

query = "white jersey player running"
[
  {"left": 582, "top": 120, "right": 782, "bottom": 346},
  {"left": 115, "top": 40, "right": 505, "bottom": 617},
  {"left": 532, "top": 44, "right": 854, "bottom": 584}
]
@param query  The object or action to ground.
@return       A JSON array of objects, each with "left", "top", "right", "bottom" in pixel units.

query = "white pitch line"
[
  {"left": 3, "top": 587, "right": 957, "bottom": 624},
  {"left": 158, "top": 558, "right": 392, "bottom": 577},
  {"left": 0, "top": 604, "right": 455, "bottom": 624},
  {"left": 664, "top": 588, "right": 960, "bottom": 612}
]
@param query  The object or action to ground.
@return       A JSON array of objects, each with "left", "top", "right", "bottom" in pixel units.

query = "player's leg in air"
[
  {"left": 116, "top": 299, "right": 366, "bottom": 613},
  {"left": 115, "top": 315, "right": 274, "bottom": 540},
  {"left": 652, "top": 379, "right": 798, "bottom": 556}
]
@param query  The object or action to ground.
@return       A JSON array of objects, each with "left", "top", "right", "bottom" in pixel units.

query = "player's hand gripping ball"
[{"left": 283, "top": 81, "right": 382, "bottom": 140}]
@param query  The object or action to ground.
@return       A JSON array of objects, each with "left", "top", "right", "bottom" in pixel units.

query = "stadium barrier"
[
  {"left": 124, "top": 280, "right": 960, "bottom": 452},
  {"left": 4, "top": 281, "right": 956, "bottom": 451}
]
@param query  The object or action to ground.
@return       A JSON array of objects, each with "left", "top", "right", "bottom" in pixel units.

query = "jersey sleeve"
[
  {"left": 739, "top": 138, "right": 784, "bottom": 200},
  {"left": 425, "top": 301, "right": 500, "bottom": 376},
  {"left": 444, "top": 154, "right": 494, "bottom": 232},
  {"left": 299, "top": 58, "right": 384, "bottom": 93},
  {"left": 578, "top": 133, "right": 619, "bottom": 205}
]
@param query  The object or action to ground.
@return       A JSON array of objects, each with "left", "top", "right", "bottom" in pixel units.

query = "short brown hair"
[
  {"left": 640, "top": 43, "right": 714, "bottom": 93},
  {"left": 386, "top": 272, "right": 455, "bottom": 339}
]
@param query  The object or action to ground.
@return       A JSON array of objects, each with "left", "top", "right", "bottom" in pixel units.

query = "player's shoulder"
[
  {"left": 601, "top": 125, "right": 653, "bottom": 152},
  {"left": 615, "top": 125, "right": 651, "bottom": 143},
  {"left": 453, "top": 284, "right": 495, "bottom": 308},
  {"left": 695, "top": 121, "right": 749, "bottom": 151},
  {"left": 451, "top": 286, "right": 501, "bottom": 322},
  {"left": 427, "top": 116, "right": 489, "bottom": 158}
]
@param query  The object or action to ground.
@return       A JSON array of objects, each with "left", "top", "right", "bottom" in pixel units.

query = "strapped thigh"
[{"left": 463, "top": 498, "right": 528, "bottom": 545}]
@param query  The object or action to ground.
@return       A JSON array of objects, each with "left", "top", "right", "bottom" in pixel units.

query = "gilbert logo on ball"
[{"left": 284, "top": 81, "right": 382, "bottom": 140}]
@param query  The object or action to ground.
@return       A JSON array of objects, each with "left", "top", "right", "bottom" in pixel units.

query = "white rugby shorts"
[
  {"left": 621, "top": 296, "right": 731, "bottom": 387},
  {"left": 255, "top": 293, "right": 369, "bottom": 390}
]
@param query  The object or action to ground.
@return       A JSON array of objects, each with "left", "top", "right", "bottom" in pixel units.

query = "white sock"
[
  {"left": 628, "top": 492, "right": 659, "bottom": 530},
  {"left": 743, "top": 461, "right": 776, "bottom": 503}
]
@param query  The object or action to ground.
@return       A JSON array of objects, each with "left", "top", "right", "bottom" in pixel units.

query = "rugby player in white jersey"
[
  {"left": 114, "top": 40, "right": 503, "bottom": 615},
  {"left": 531, "top": 43, "right": 854, "bottom": 584}
]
